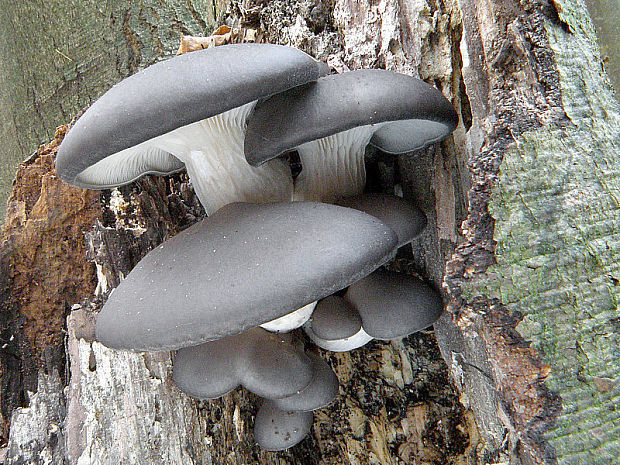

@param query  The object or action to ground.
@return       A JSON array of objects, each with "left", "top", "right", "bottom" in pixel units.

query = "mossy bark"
[{"left": 440, "top": 0, "right": 619, "bottom": 464}]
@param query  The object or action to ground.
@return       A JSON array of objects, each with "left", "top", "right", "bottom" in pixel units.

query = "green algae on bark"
[{"left": 470, "top": 1, "right": 620, "bottom": 462}]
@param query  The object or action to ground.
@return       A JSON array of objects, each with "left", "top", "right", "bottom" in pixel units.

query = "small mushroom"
[
  {"left": 56, "top": 43, "right": 327, "bottom": 214},
  {"left": 303, "top": 296, "right": 373, "bottom": 352},
  {"left": 272, "top": 352, "right": 339, "bottom": 412},
  {"left": 95, "top": 201, "right": 398, "bottom": 351},
  {"left": 254, "top": 401, "right": 313, "bottom": 451},
  {"left": 245, "top": 69, "right": 458, "bottom": 202},
  {"left": 346, "top": 268, "right": 443, "bottom": 340},
  {"left": 172, "top": 328, "right": 314, "bottom": 400}
]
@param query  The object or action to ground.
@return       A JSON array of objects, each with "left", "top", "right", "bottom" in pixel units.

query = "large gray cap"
[
  {"left": 254, "top": 401, "right": 313, "bottom": 451},
  {"left": 172, "top": 328, "right": 313, "bottom": 400},
  {"left": 96, "top": 201, "right": 398, "bottom": 351},
  {"left": 272, "top": 353, "right": 338, "bottom": 411},
  {"left": 56, "top": 43, "right": 326, "bottom": 189},
  {"left": 345, "top": 268, "right": 443, "bottom": 340},
  {"left": 245, "top": 69, "right": 458, "bottom": 165},
  {"left": 310, "top": 296, "right": 362, "bottom": 341},
  {"left": 335, "top": 194, "right": 427, "bottom": 248}
]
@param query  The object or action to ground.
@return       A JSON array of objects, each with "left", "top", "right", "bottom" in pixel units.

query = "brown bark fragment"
[{"left": 0, "top": 127, "right": 100, "bottom": 441}]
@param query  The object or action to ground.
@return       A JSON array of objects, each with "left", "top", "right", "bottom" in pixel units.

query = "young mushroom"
[
  {"left": 252, "top": 353, "right": 338, "bottom": 451},
  {"left": 345, "top": 267, "right": 444, "bottom": 340},
  {"left": 304, "top": 268, "right": 443, "bottom": 351},
  {"left": 95, "top": 201, "right": 398, "bottom": 351},
  {"left": 172, "top": 328, "right": 314, "bottom": 400},
  {"left": 55, "top": 43, "right": 328, "bottom": 214},
  {"left": 304, "top": 296, "right": 373, "bottom": 352},
  {"left": 334, "top": 193, "right": 427, "bottom": 248},
  {"left": 244, "top": 69, "right": 458, "bottom": 202},
  {"left": 271, "top": 352, "right": 339, "bottom": 412},
  {"left": 254, "top": 401, "right": 313, "bottom": 451},
  {"left": 303, "top": 193, "right": 434, "bottom": 350}
]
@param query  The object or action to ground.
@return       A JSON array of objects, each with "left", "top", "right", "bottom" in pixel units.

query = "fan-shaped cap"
[
  {"left": 56, "top": 43, "right": 327, "bottom": 189},
  {"left": 272, "top": 353, "right": 338, "bottom": 411},
  {"left": 172, "top": 328, "right": 313, "bottom": 400},
  {"left": 345, "top": 268, "right": 443, "bottom": 340},
  {"left": 96, "top": 201, "right": 398, "bottom": 351},
  {"left": 310, "top": 296, "right": 362, "bottom": 341},
  {"left": 254, "top": 401, "right": 313, "bottom": 451},
  {"left": 244, "top": 69, "right": 458, "bottom": 166},
  {"left": 335, "top": 194, "right": 427, "bottom": 247}
]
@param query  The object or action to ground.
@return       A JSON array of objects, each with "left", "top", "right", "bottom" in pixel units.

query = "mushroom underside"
[
  {"left": 75, "top": 102, "right": 294, "bottom": 214},
  {"left": 293, "top": 125, "right": 377, "bottom": 202},
  {"left": 260, "top": 301, "right": 317, "bottom": 332}
]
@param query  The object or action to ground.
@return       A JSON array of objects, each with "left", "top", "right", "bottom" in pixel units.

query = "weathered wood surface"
[
  {"left": 2, "top": 0, "right": 477, "bottom": 463},
  {"left": 0, "top": 0, "right": 618, "bottom": 464}
]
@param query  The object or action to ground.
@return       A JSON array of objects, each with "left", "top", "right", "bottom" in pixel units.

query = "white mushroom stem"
[
  {"left": 260, "top": 301, "right": 317, "bottom": 333},
  {"left": 303, "top": 322, "right": 373, "bottom": 352},
  {"left": 152, "top": 102, "right": 294, "bottom": 214},
  {"left": 293, "top": 125, "right": 381, "bottom": 202}
]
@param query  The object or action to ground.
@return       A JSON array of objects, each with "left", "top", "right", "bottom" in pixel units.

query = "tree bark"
[
  {"left": 0, "top": 0, "right": 221, "bottom": 219},
  {"left": 0, "top": 0, "right": 618, "bottom": 464}
]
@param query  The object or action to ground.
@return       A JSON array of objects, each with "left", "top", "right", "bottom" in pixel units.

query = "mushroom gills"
[
  {"left": 78, "top": 102, "right": 293, "bottom": 215},
  {"left": 293, "top": 125, "right": 380, "bottom": 202},
  {"left": 151, "top": 102, "right": 294, "bottom": 214},
  {"left": 74, "top": 146, "right": 185, "bottom": 188},
  {"left": 260, "top": 301, "right": 317, "bottom": 332}
]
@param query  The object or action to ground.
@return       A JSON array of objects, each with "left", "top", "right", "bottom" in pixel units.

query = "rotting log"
[{"left": 0, "top": 0, "right": 618, "bottom": 464}]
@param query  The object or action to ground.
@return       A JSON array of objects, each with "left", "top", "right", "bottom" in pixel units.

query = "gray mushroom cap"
[
  {"left": 95, "top": 201, "right": 398, "bottom": 351},
  {"left": 244, "top": 69, "right": 459, "bottom": 166},
  {"left": 172, "top": 328, "right": 313, "bottom": 400},
  {"left": 345, "top": 268, "right": 443, "bottom": 340},
  {"left": 272, "top": 353, "right": 338, "bottom": 412},
  {"left": 254, "top": 401, "right": 313, "bottom": 451},
  {"left": 56, "top": 43, "right": 326, "bottom": 189},
  {"left": 334, "top": 193, "right": 427, "bottom": 247},
  {"left": 310, "top": 296, "right": 362, "bottom": 341}
]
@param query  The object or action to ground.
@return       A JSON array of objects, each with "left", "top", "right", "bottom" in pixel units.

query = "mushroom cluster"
[{"left": 56, "top": 43, "right": 458, "bottom": 451}]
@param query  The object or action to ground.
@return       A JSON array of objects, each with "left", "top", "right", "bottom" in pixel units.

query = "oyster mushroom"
[
  {"left": 172, "top": 328, "right": 314, "bottom": 400},
  {"left": 345, "top": 267, "right": 443, "bottom": 340},
  {"left": 56, "top": 43, "right": 327, "bottom": 214},
  {"left": 304, "top": 296, "right": 373, "bottom": 352},
  {"left": 95, "top": 201, "right": 398, "bottom": 351},
  {"left": 254, "top": 401, "right": 313, "bottom": 451},
  {"left": 334, "top": 193, "right": 427, "bottom": 248},
  {"left": 245, "top": 69, "right": 458, "bottom": 202}
]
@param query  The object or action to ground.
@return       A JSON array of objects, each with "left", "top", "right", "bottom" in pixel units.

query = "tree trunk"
[
  {"left": 0, "top": 0, "right": 617, "bottom": 464},
  {"left": 0, "top": 0, "right": 222, "bottom": 220}
]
